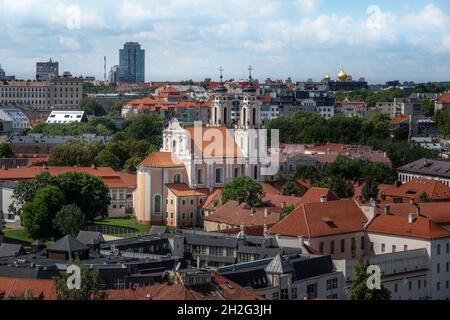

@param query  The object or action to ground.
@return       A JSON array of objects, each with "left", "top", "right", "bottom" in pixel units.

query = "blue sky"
[{"left": 1, "top": 0, "right": 450, "bottom": 83}]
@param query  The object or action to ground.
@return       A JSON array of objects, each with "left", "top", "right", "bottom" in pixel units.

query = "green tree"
[
  {"left": 361, "top": 180, "right": 379, "bottom": 203},
  {"left": 421, "top": 100, "right": 435, "bottom": 117},
  {"left": 278, "top": 205, "right": 295, "bottom": 222},
  {"left": 53, "top": 204, "right": 85, "bottom": 236},
  {"left": 21, "top": 186, "right": 66, "bottom": 240},
  {"left": 80, "top": 97, "right": 106, "bottom": 116},
  {"left": 393, "top": 126, "right": 409, "bottom": 142},
  {"left": 281, "top": 182, "right": 301, "bottom": 197},
  {"left": 419, "top": 192, "right": 432, "bottom": 203},
  {"left": 361, "top": 162, "right": 396, "bottom": 185},
  {"left": 294, "top": 165, "right": 320, "bottom": 182},
  {"left": 8, "top": 172, "right": 55, "bottom": 217},
  {"left": 49, "top": 141, "right": 98, "bottom": 166},
  {"left": 54, "top": 260, "right": 106, "bottom": 300},
  {"left": 435, "top": 109, "right": 450, "bottom": 138},
  {"left": 0, "top": 143, "right": 12, "bottom": 157},
  {"left": 314, "top": 176, "right": 354, "bottom": 199},
  {"left": 55, "top": 172, "right": 110, "bottom": 222},
  {"left": 350, "top": 258, "right": 391, "bottom": 300},
  {"left": 221, "top": 176, "right": 265, "bottom": 208},
  {"left": 122, "top": 113, "right": 163, "bottom": 146}
]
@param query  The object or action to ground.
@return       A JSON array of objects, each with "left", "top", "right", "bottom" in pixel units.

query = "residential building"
[
  {"left": 45, "top": 110, "right": 87, "bottom": 124},
  {"left": 0, "top": 76, "right": 83, "bottom": 111},
  {"left": 435, "top": 93, "right": 450, "bottom": 112},
  {"left": 0, "top": 106, "right": 31, "bottom": 134},
  {"left": 36, "top": 58, "right": 59, "bottom": 81},
  {"left": 397, "top": 158, "right": 450, "bottom": 187},
  {"left": 118, "top": 42, "right": 145, "bottom": 83},
  {"left": 378, "top": 179, "right": 450, "bottom": 204},
  {"left": 218, "top": 254, "right": 344, "bottom": 300},
  {"left": 0, "top": 166, "right": 137, "bottom": 219}
]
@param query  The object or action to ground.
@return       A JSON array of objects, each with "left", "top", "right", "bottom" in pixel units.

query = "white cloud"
[
  {"left": 297, "top": 0, "right": 320, "bottom": 14},
  {"left": 404, "top": 4, "right": 447, "bottom": 29},
  {"left": 58, "top": 36, "right": 81, "bottom": 50}
]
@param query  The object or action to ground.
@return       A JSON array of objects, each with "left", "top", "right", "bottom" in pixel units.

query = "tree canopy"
[
  {"left": 221, "top": 176, "right": 265, "bottom": 208},
  {"left": 350, "top": 258, "right": 391, "bottom": 300}
]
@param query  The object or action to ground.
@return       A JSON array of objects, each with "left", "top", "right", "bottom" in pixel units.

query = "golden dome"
[
  {"left": 338, "top": 69, "right": 348, "bottom": 80},
  {"left": 324, "top": 73, "right": 331, "bottom": 81}
]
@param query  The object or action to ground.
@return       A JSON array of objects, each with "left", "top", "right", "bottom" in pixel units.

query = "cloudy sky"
[{"left": 1, "top": 0, "right": 450, "bottom": 83}]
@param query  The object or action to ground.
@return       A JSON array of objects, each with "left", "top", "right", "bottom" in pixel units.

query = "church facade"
[{"left": 134, "top": 75, "right": 277, "bottom": 227}]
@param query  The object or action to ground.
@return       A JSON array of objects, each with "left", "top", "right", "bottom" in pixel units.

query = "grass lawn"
[
  {"left": 94, "top": 217, "right": 152, "bottom": 234},
  {"left": 3, "top": 228, "right": 33, "bottom": 244}
]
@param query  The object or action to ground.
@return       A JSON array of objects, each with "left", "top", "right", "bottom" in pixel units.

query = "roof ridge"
[{"left": 302, "top": 205, "right": 312, "bottom": 238}]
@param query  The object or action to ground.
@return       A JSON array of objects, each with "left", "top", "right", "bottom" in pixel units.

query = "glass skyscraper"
[{"left": 118, "top": 42, "right": 145, "bottom": 83}]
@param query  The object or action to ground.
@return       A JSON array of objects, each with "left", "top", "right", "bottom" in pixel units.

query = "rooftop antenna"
[{"left": 219, "top": 66, "right": 224, "bottom": 84}]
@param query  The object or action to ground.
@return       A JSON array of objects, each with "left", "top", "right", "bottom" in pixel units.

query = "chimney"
[
  {"left": 250, "top": 208, "right": 256, "bottom": 216},
  {"left": 263, "top": 224, "right": 268, "bottom": 237},
  {"left": 320, "top": 195, "right": 328, "bottom": 203},
  {"left": 264, "top": 208, "right": 269, "bottom": 218},
  {"left": 91, "top": 163, "right": 96, "bottom": 169},
  {"left": 239, "top": 223, "right": 245, "bottom": 237},
  {"left": 383, "top": 205, "right": 390, "bottom": 215},
  {"left": 408, "top": 213, "right": 417, "bottom": 224},
  {"left": 409, "top": 199, "right": 415, "bottom": 205},
  {"left": 281, "top": 202, "right": 286, "bottom": 209},
  {"left": 42, "top": 163, "right": 48, "bottom": 170}
]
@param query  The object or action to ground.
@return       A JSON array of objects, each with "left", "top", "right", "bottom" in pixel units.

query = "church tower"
[
  {"left": 239, "top": 65, "right": 261, "bottom": 129},
  {"left": 210, "top": 67, "right": 232, "bottom": 127}
]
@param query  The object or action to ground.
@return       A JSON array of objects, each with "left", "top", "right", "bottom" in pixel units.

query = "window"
[
  {"left": 327, "top": 278, "right": 338, "bottom": 291},
  {"left": 281, "top": 289, "right": 289, "bottom": 300},
  {"left": 215, "top": 168, "right": 224, "bottom": 183},
  {"left": 404, "top": 245, "right": 408, "bottom": 251},
  {"left": 392, "top": 245, "right": 397, "bottom": 253},
  {"left": 360, "top": 237, "right": 365, "bottom": 250},
  {"left": 437, "top": 264, "right": 441, "bottom": 274},
  {"left": 340, "top": 239, "right": 345, "bottom": 253},
  {"left": 319, "top": 242, "right": 324, "bottom": 254},
  {"left": 371, "top": 242, "right": 374, "bottom": 252},
  {"left": 292, "top": 288, "right": 298, "bottom": 300},
  {"left": 234, "top": 167, "right": 240, "bottom": 178},
  {"left": 447, "top": 281, "right": 449, "bottom": 289},
  {"left": 394, "top": 283, "right": 398, "bottom": 293},
  {"left": 197, "top": 169, "right": 203, "bottom": 184},
  {"left": 418, "top": 280, "right": 421, "bottom": 289},
  {"left": 306, "top": 284, "right": 317, "bottom": 299},
  {"left": 272, "top": 292, "right": 279, "bottom": 300},
  {"left": 437, "top": 244, "right": 441, "bottom": 255},
  {"left": 409, "top": 281, "right": 412, "bottom": 291},
  {"left": 447, "top": 243, "right": 449, "bottom": 254},
  {"left": 154, "top": 195, "right": 162, "bottom": 214},
  {"left": 174, "top": 174, "right": 182, "bottom": 184},
  {"left": 381, "top": 243, "right": 386, "bottom": 253},
  {"left": 330, "top": 241, "right": 335, "bottom": 254},
  {"left": 447, "top": 262, "right": 449, "bottom": 273},
  {"left": 437, "top": 282, "right": 441, "bottom": 291}
]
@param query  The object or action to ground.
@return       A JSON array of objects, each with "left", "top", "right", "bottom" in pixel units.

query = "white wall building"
[{"left": 46, "top": 111, "right": 87, "bottom": 124}]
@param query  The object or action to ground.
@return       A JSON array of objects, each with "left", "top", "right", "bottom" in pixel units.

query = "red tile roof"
[
  {"left": 378, "top": 202, "right": 450, "bottom": 224},
  {"left": 107, "top": 273, "right": 262, "bottom": 300},
  {"left": 367, "top": 214, "right": 450, "bottom": 240},
  {"left": 379, "top": 179, "right": 450, "bottom": 202},
  {"left": 204, "top": 200, "right": 281, "bottom": 227},
  {"left": 139, "top": 152, "right": 184, "bottom": 168},
  {"left": 186, "top": 127, "right": 243, "bottom": 158},
  {"left": 202, "top": 188, "right": 222, "bottom": 209},
  {"left": 269, "top": 199, "right": 367, "bottom": 238},
  {"left": 166, "top": 183, "right": 210, "bottom": 197},
  {"left": 0, "top": 166, "right": 135, "bottom": 189},
  {"left": 0, "top": 278, "right": 55, "bottom": 300},
  {"left": 437, "top": 93, "right": 450, "bottom": 104},
  {"left": 298, "top": 187, "right": 339, "bottom": 205},
  {"left": 262, "top": 194, "right": 302, "bottom": 208}
]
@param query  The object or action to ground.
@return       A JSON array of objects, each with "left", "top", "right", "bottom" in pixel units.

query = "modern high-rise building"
[
  {"left": 118, "top": 42, "right": 145, "bottom": 83},
  {"left": 109, "top": 65, "right": 119, "bottom": 83},
  {"left": 36, "top": 58, "right": 59, "bottom": 81}
]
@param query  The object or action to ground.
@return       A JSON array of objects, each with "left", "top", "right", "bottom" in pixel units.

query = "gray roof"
[
  {"left": 47, "top": 235, "right": 88, "bottom": 252},
  {"left": 76, "top": 231, "right": 105, "bottom": 245},
  {"left": 264, "top": 254, "right": 293, "bottom": 274},
  {"left": 149, "top": 226, "right": 167, "bottom": 235},
  {"left": 397, "top": 158, "right": 450, "bottom": 179},
  {"left": 0, "top": 243, "right": 25, "bottom": 258}
]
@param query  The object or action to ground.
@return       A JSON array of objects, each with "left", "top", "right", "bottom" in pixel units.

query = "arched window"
[
  {"left": 242, "top": 108, "right": 247, "bottom": 125},
  {"left": 214, "top": 107, "right": 218, "bottom": 124},
  {"left": 252, "top": 108, "right": 256, "bottom": 126},
  {"left": 254, "top": 165, "right": 258, "bottom": 180},
  {"left": 174, "top": 174, "right": 182, "bottom": 184},
  {"left": 223, "top": 107, "right": 228, "bottom": 125},
  {"left": 154, "top": 195, "right": 162, "bottom": 213},
  {"left": 172, "top": 140, "right": 176, "bottom": 151}
]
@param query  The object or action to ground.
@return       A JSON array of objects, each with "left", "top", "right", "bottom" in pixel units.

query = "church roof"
[
  {"left": 139, "top": 152, "right": 184, "bottom": 168},
  {"left": 186, "top": 127, "right": 244, "bottom": 158}
]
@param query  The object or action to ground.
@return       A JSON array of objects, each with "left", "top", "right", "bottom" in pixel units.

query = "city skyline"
[{"left": 0, "top": 0, "right": 450, "bottom": 83}]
